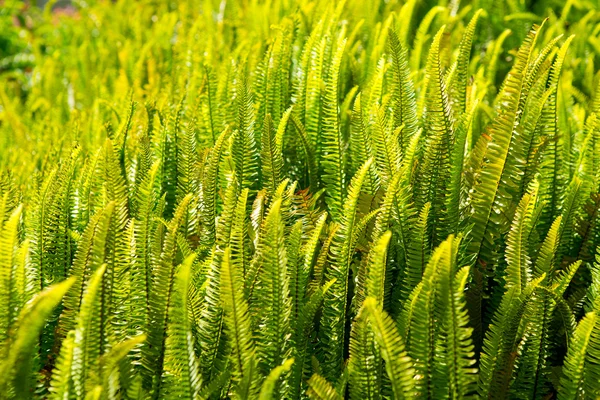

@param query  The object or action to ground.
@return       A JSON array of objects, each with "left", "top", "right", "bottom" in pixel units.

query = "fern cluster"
[{"left": 2, "top": 0, "right": 600, "bottom": 398}]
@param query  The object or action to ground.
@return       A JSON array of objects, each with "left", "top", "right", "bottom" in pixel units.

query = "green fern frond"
[
  {"left": 505, "top": 180, "right": 539, "bottom": 292},
  {"left": 161, "top": 254, "right": 201, "bottom": 399},
  {"left": 558, "top": 311, "right": 598, "bottom": 400},
  {"left": 0, "top": 277, "right": 74, "bottom": 398},
  {"left": 388, "top": 28, "right": 418, "bottom": 148},
  {"left": 307, "top": 373, "right": 343, "bottom": 400},
  {"left": 320, "top": 158, "right": 373, "bottom": 378},
  {"left": 363, "top": 297, "right": 415, "bottom": 399},
  {"left": 220, "top": 247, "right": 259, "bottom": 399},
  {"left": 321, "top": 31, "right": 348, "bottom": 221}
]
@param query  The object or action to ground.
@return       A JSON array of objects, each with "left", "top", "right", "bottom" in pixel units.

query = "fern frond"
[
  {"left": 321, "top": 30, "right": 348, "bottom": 221},
  {"left": 363, "top": 297, "right": 416, "bottom": 399},
  {"left": 160, "top": 254, "right": 201, "bottom": 399},
  {"left": 259, "top": 358, "right": 295, "bottom": 400},
  {"left": 0, "top": 277, "right": 74, "bottom": 398},
  {"left": 449, "top": 9, "right": 483, "bottom": 116},
  {"left": 233, "top": 65, "right": 259, "bottom": 191},
  {"left": 261, "top": 114, "right": 284, "bottom": 194},
  {"left": 307, "top": 373, "right": 343, "bottom": 400},
  {"left": 220, "top": 247, "right": 259, "bottom": 398},
  {"left": 558, "top": 311, "right": 598, "bottom": 400},
  {"left": 505, "top": 180, "right": 539, "bottom": 292},
  {"left": 320, "top": 159, "right": 373, "bottom": 378},
  {"left": 388, "top": 28, "right": 418, "bottom": 148},
  {"left": 255, "top": 199, "right": 293, "bottom": 381}
]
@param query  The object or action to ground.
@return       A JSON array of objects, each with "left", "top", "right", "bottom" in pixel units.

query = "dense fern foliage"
[{"left": 3, "top": 0, "right": 600, "bottom": 398}]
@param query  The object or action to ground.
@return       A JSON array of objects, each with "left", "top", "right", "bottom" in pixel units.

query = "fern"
[{"left": 1, "top": 1, "right": 600, "bottom": 399}]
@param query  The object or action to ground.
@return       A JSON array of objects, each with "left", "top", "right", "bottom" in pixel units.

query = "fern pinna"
[{"left": 2, "top": 0, "right": 600, "bottom": 398}]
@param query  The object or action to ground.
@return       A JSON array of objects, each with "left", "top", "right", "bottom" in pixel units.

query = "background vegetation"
[{"left": 2, "top": 0, "right": 600, "bottom": 398}]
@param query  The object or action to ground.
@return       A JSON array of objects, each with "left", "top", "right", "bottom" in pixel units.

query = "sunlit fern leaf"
[
  {"left": 197, "top": 177, "right": 240, "bottom": 383},
  {"left": 161, "top": 96, "right": 186, "bottom": 218},
  {"left": 307, "top": 373, "right": 343, "bottom": 400},
  {"left": 320, "top": 158, "right": 373, "bottom": 379},
  {"left": 275, "top": 106, "right": 292, "bottom": 165},
  {"left": 478, "top": 274, "right": 546, "bottom": 398},
  {"left": 445, "top": 102, "right": 477, "bottom": 235},
  {"left": 553, "top": 261, "right": 582, "bottom": 299},
  {"left": 0, "top": 205, "right": 22, "bottom": 345},
  {"left": 261, "top": 114, "right": 284, "bottom": 194},
  {"left": 142, "top": 194, "right": 192, "bottom": 393},
  {"left": 558, "top": 311, "right": 599, "bottom": 400},
  {"left": 0, "top": 277, "right": 74, "bottom": 398},
  {"left": 416, "top": 26, "right": 454, "bottom": 246},
  {"left": 201, "top": 126, "right": 232, "bottom": 246},
  {"left": 176, "top": 120, "right": 199, "bottom": 202},
  {"left": 199, "top": 66, "right": 224, "bottom": 145},
  {"left": 111, "top": 220, "right": 136, "bottom": 344},
  {"left": 509, "top": 286, "right": 554, "bottom": 399},
  {"left": 449, "top": 10, "right": 483, "bottom": 117},
  {"left": 362, "top": 55, "right": 385, "bottom": 113},
  {"left": 287, "top": 113, "right": 318, "bottom": 192},
  {"left": 246, "top": 180, "right": 295, "bottom": 302},
  {"left": 539, "top": 36, "right": 575, "bottom": 231},
  {"left": 97, "top": 140, "right": 130, "bottom": 345},
  {"left": 321, "top": 31, "right": 348, "bottom": 221},
  {"left": 363, "top": 297, "right": 416, "bottom": 399},
  {"left": 388, "top": 29, "right": 418, "bottom": 148},
  {"left": 519, "top": 84, "right": 552, "bottom": 198},
  {"left": 363, "top": 231, "right": 392, "bottom": 307},
  {"left": 161, "top": 254, "right": 202, "bottom": 399},
  {"left": 574, "top": 188, "right": 600, "bottom": 263},
  {"left": 371, "top": 168, "right": 403, "bottom": 242},
  {"left": 411, "top": 6, "right": 446, "bottom": 86},
  {"left": 534, "top": 216, "right": 562, "bottom": 277},
  {"left": 132, "top": 132, "right": 154, "bottom": 213},
  {"left": 400, "top": 234, "right": 453, "bottom": 398},
  {"left": 505, "top": 180, "right": 539, "bottom": 293},
  {"left": 287, "top": 216, "right": 326, "bottom": 397},
  {"left": 444, "top": 265, "right": 477, "bottom": 399},
  {"left": 302, "top": 28, "right": 327, "bottom": 145},
  {"left": 220, "top": 247, "right": 259, "bottom": 399},
  {"left": 350, "top": 94, "right": 379, "bottom": 193},
  {"left": 510, "top": 260, "right": 584, "bottom": 398},
  {"left": 393, "top": 0, "right": 417, "bottom": 47},
  {"left": 371, "top": 167, "right": 415, "bottom": 311},
  {"left": 59, "top": 203, "right": 114, "bottom": 341},
  {"left": 115, "top": 98, "right": 136, "bottom": 171},
  {"left": 287, "top": 220, "right": 306, "bottom": 329},
  {"left": 348, "top": 305, "right": 381, "bottom": 400},
  {"left": 96, "top": 334, "right": 146, "bottom": 399},
  {"left": 132, "top": 161, "right": 160, "bottom": 337},
  {"left": 230, "top": 188, "right": 251, "bottom": 282},
  {"left": 196, "top": 249, "right": 228, "bottom": 384},
  {"left": 254, "top": 199, "right": 293, "bottom": 384},
  {"left": 558, "top": 176, "right": 585, "bottom": 261},
  {"left": 10, "top": 240, "right": 29, "bottom": 328},
  {"left": 400, "top": 202, "right": 430, "bottom": 303},
  {"left": 28, "top": 147, "right": 80, "bottom": 292},
  {"left": 259, "top": 358, "right": 295, "bottom": 400},
  {"left": 255, "top": 26, "right": 293, "bottom": 126},
  {"left": 349, "top": 209, "right": 381, "bottom": 266},
  {"left": 49, "top": 330, "right": 76, "bottom": 399},
  {"left": 466, "top": 23, "right": 545, "bottom": 347},
  {"left": 467, "top": 22, "right": 544, "bottom": 265},
  {"left": 233, "top": 65, "right": 259, "bottom": 191},
  {"left": 290, "top": 279, "right": 335, "bottom": 398},
  {"left": 71, "top": 265, "right": 107, "bottom": 398},
  {"left": 370, "top": 105, "right": 402, "bottom": 188}
]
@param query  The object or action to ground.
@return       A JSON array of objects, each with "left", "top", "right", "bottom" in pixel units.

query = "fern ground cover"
[{"left": 3, "top": 0, "right": 600, "bottom": 398}]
